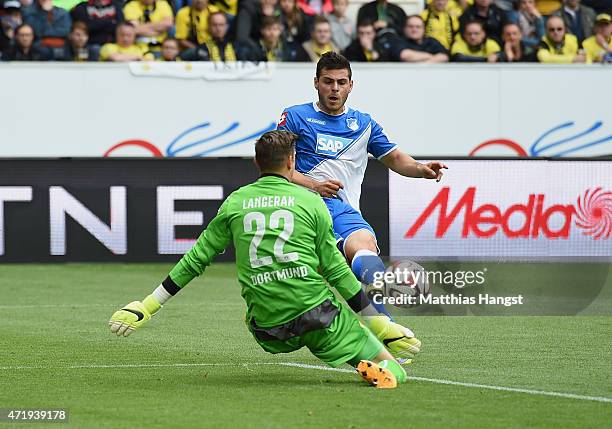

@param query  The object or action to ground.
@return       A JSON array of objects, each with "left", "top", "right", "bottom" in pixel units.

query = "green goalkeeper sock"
[{"left": 379, "top": 359, "right": 407, "bottom": 383}]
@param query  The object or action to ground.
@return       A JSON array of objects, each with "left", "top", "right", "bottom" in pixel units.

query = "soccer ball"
[{"left": 384, "top": 260, "right": 430, "bottom": 308}]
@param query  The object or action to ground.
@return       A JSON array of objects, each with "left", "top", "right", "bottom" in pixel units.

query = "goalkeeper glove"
[
  {"left": 109, "top": 294, "right": 162, "bottom": 337},
  {"left": 363, "top": 316, "right": 421, "bottom": 361}
]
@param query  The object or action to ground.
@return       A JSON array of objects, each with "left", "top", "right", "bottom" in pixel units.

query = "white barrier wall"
[
  {"left": 0, "top": 63, "right": 610, "bottom": 157},
  {"left": 389, "top": 160, "right": 612, "bottom": 260}
]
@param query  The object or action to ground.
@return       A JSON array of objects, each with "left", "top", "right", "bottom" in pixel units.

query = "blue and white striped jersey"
[{"left": 277, "top": 102, "right": 397, "bottom": 211}]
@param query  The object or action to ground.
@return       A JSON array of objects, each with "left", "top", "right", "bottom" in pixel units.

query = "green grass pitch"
[{"left": 0, "top": 263, "right": 611, "bottom": 428}]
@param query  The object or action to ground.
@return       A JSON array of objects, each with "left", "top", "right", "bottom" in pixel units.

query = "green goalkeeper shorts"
[{"left": 250, "top": 300, "right": 383, "bottom": 368}]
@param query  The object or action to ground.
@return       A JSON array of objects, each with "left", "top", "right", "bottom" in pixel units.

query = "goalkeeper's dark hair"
[
  {"left": 316, "top": 52, "right": 352, "bottom": 80},
  {"left": 255, "top": 130, "right": 298, "bottom": 172}
]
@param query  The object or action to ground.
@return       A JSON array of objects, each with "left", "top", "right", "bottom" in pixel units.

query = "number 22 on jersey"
[{"left": 243, "top": 210, "right": 300, "bottom": 268}]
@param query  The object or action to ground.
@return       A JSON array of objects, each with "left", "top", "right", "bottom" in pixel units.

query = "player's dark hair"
[
  {"left": 255, "top": 130, "right": 298, "bottom": 172},
  {"left": 316, "top": 52, "right": 352, "bottom": 80}
]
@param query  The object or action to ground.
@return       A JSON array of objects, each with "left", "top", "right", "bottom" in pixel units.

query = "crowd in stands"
[{"left": 0, "top": 0, "right": 610, "bottom": 62}]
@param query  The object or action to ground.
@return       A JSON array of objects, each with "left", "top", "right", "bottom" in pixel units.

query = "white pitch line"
[
  {"left": 0, "top": 362, "right": 278, "bottom": 370},
  {"left": 277, "top": 362, "right": 354, "bottom": 374},
  {"left": 0, "top": 303, "right": 242, "bottom": 309},
  {"left": 406, "top": 375, "right": 612, "bottom": 404},
  {"left": 278, "top": 363, "right": 612, "bottom": 404},
  {"left": 0, "top": 361, "right": 610, "bottom": 404}
]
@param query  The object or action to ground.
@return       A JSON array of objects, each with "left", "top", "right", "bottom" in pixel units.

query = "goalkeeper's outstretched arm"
[{"left": 109, "top": 199, "right": 232, "bottom": 337}]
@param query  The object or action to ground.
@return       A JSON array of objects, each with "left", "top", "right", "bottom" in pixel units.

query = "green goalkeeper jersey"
[{"left": 167, "top": 174, "right": 362, "bottom": 327}]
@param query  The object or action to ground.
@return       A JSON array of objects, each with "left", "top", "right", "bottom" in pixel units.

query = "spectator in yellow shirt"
[
  {"left": 421, "top": 0, "right": 459, "bottom": 50},
  {"left": 451, "top": 20, "right": 500, "bottom": 61},
  {"left": 123, "top": 0, "right": 173, "bottom": 50},
  {"left": 302, "top": 15, "right": 339, "bottom": 62},
  {"left": 537, "top": 15, "right": 588, "bottom": 62},
  {"left": 99, "top": 22, "right": 153, "bottom": 61},
  {"left": 175, "top": 0, "right": 218, "bottom": 51},
  {"left": 209, "top": 0, "right": 238, "bottom": 17},
  {"left": 582, "top": 13, "right": 611, "bottom": 63},
  {"left": 180, "top": 11, "right": 243, "bottom": 61},
  {"left": 535, "top": 0, "right": 561, "bottom": 16},
  {"left": 425, "top": 0, "right": 470, "bottom": 17}
]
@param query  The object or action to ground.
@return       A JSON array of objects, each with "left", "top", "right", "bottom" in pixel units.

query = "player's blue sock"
[{"left": 351, "top": 250, "right": 393, "bottom": 318}]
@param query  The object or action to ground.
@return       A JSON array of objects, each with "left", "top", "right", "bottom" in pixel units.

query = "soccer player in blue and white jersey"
[{"left": 277, "top": 52, "right": 448, "bottom": 359}]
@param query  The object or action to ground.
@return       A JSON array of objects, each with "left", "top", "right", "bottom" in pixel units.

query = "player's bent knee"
[{"left": 344, "top": 230, "right": 378, "bottom": 261}]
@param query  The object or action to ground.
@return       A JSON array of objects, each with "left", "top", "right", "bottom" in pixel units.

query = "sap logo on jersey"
[{"left": 316, "top": 133, "right": 352, "bottom": 156}]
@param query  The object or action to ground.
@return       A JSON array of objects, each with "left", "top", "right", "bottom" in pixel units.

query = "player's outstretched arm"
[
  {"left": 380, "top": 149, "right": 448, "bottom": 182},
  {"left": 109, "top": 198, "right": 232, "bottom": 337}
]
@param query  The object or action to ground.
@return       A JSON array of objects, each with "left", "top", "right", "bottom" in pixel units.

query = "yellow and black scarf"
[{"left": 205, "top": 38, "right": 236, "bottom": 61}]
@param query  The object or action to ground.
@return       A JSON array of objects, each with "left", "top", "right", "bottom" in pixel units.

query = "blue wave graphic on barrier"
[
  {"left": 166, "top": 121, "right": 276, "bottom": 157},
  {"left": 530, "top": 121, "right": 612, "bottom": 157}
]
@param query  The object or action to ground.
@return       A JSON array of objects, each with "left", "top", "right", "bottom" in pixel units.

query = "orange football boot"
[{"left": 357, "top": 360, "right": 397, "bottom": 389}]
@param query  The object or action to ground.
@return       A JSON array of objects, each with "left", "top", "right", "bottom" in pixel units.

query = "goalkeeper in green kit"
[{"left": 109, "top": 130, "right": 417, "bottom": 388}]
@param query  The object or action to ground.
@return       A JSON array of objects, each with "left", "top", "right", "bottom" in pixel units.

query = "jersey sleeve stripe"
[{"left": 376, "top": 145, "right": 398, "bottom": 160}]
